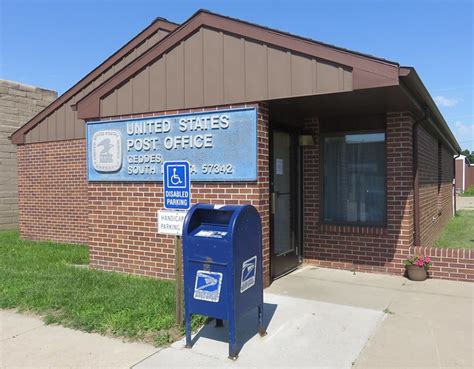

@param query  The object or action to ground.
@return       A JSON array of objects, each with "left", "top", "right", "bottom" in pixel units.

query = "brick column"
[
  {"left": 256, "top": 103, "right": 270, "bottom": 286},
  {"left": 385, "top": 112, "right": 415, "bottom": 271},
  {"left": 302, "top": 118, "right": 320, "bottom": 260}
]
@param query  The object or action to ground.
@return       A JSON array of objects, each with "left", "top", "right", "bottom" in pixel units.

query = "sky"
[{"left": 1, "top": 0, "right": 473, "bottom": 151}]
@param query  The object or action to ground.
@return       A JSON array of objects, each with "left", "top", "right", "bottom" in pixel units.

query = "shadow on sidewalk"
[{"left": 189, "top": 302, "right": 278, "bottom": 353}]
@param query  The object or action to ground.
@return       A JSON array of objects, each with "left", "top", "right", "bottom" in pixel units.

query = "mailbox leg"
[
  {"left": 228, "top": 317, "right": 238, "bottom": 360},
  {"left": 258, "top": 304, "right": 267, "bottom": 336},
  {"left": 185, "top": 313, "right": 192, "bottom": 348}
]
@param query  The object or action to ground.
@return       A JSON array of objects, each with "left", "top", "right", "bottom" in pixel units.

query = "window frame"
[{"left": 319, "top": 129, "right": 388, "bottom": 228}]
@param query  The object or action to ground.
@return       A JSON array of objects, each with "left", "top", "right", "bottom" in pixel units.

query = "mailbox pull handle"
[{"left": 271, "top": 192, "right": 277, "bottom": 214}]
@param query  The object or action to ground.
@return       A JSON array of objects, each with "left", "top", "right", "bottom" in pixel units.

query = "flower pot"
[{"left": 406, "top": 265, "right": 428, "bottom": 281}]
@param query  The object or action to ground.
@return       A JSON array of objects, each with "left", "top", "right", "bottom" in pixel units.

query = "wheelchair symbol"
[
  {"left": 166, "top": 163, "right": 187, "bottom": 189},
  {"left": 170, "top": 168, "right": 183, "bottom": 186}
]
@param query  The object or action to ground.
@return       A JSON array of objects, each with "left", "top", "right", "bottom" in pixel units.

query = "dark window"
[{"left": 323, "top": 132, "right": 386, "bottom": 225}]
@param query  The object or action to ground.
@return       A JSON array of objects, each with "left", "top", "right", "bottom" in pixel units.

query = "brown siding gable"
[{"left": 75, "top": 9, "right": 402, "bottom": 120}]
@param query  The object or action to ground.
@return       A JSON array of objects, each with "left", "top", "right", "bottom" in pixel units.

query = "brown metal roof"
[
  {"left": 197, "top": 10, "right": 400, "bottom": 65},
  {"left": 74, "top": 9, "right": 401, "bottom": 120},
  {"left": 399, "top": 67, "right": 461, "bottom": 153},
  {"left": 10, "top": 17, "right": 178, "bottom": 144}
]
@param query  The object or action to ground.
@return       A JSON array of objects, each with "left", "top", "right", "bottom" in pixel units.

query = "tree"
[{"left": 461, "top": 149, "right": 474, "bottom": 163}]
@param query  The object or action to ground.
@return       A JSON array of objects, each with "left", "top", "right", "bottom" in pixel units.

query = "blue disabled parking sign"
[{"left": 163, "top": 161, "right": 190, "bottom": 210}]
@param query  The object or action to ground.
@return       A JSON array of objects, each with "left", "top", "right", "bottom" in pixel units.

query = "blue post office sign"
[
  {"left": 86, "top": 108, "right": 257, "bottom": 182},
  {"left": 163, "top": 161, "right": 190, "bottom": 210}
]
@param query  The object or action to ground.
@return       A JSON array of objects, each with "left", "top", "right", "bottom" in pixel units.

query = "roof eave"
[{"left": 399, "top": 66, "right": 461, "bottom": 153}]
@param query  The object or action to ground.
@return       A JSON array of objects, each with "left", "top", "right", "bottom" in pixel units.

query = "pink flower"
[{"left": 425, "top": 257, "right": 431, "bottom": 263}]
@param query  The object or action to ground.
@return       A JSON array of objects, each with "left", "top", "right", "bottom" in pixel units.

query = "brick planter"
[{"left": 410, "top": 246, "right": 474, "bottom": 282}]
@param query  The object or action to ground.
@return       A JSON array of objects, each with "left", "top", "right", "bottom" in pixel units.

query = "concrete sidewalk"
[
  {"left": 0, "top": 310, "right": 158, "bottom": 369},
  {"left": 1, "top": 267, "right": 473, "bottom": 368},
  {"left": 457, "top": 196, "right": 474, "bottom": 210},
  {"left": 136, "top": 266, "right": 473, "bottom": 368},
  {"left": 269, "top": 267, "right": 474, "bottom": 369},
  {"left": 135, "top": 292, "right": 383, "bottom": 368}
]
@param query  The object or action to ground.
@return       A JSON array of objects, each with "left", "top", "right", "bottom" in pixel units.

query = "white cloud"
[
  {"left": 434, "top": 95, "right": 460, "bottom": 107},
  {"left": 450, "top": 121, "right": 474, "bottom": 149}
]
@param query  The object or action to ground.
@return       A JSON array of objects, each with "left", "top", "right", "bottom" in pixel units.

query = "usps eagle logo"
[
  {"left": 240, "top": 256, "right": 257, "bottom": 293},
  {"left": 194, "top": 271, "right": 223, "bottom": 303},
  {"left": 92, "top": 130, "right": 122, "bottom": 172}
]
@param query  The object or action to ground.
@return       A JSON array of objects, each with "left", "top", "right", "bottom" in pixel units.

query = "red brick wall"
[
  {"left": 417, "top": 125, "right": 453, "bottom": 246},
  {"left": 410, "top": 246, "right": 474, "bottom": 281},
  {"left": 467, "top": 164, "right": 474, "bottom": 190},
  {"left": 16, "top": 107, "right": 469, "bottom": 283},
  {"left": 302, "top": 112, "right": 415, "bottom": 275},
  {"left": 88, "top": 103, "right": 271, "bottom": 285},
  {"left": 439, "top": 142, "right": 454, "bottom": 223},
  {"left": 456, "top": 159, "right": 474, "bottom": 192},
  {"left": 455, "top": 158, "right": 474, "bottom": 192},
  {"left": 17, "top": 139, "right": 88, "bottom": 244}
]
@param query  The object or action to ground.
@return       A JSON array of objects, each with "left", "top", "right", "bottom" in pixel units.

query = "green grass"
[
  {"left": 434, "top": 210, "right": 474, "bottom": 249},
  {"left": 461, "top": 185, "right": 474, "bottom": 197},
  {"left": 0, "top": 231, "right": 204, "bottom": 345}
]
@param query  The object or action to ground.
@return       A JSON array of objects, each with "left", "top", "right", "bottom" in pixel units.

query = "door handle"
[{"left": 271, "top": 192, "right": 277, "bottom": 215}]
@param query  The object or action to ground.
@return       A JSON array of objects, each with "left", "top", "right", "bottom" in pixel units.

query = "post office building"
[{"left": 11, "top": 10, "right": 464, "bottom": 285}]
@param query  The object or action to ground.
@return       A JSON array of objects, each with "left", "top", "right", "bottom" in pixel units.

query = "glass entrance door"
[{"left": 271, "top": 129, "right": 301, "bottom": 278}]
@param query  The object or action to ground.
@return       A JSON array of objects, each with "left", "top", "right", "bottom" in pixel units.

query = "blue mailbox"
[{"left": 182, "top": 203, "right": 266, "bottom": 359}]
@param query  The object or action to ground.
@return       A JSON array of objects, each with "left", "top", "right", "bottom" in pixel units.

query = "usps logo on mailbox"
[
  {"left": 240, "top": 256, "right": 257, "bottom": 293},
  {"left": 194, "top": 271, "right": 223, "bottom": 303},
  {"left": 91, "top": 130, "right": 122, "bottom": 172}
]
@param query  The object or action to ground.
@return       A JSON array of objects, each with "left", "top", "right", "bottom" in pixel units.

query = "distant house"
[{"left": 455, "top": 155, "right": 474, "bottom": 193}]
